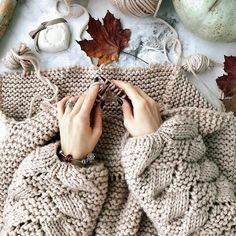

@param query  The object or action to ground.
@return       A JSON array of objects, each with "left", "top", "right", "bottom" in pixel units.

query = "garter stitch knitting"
[{"left": 0, "top": 64, "right": 235, "bottom": 235}]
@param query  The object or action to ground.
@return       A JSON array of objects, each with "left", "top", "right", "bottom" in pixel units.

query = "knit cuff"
[
  {"left": 8, "top": 142, "right": 108, "bottom": 198},
  {"left": 121, "top": 115, "right": 199, "bottom": 177},
  {"left": 3, "top": 142, "right": 108, "bottom": 235}
]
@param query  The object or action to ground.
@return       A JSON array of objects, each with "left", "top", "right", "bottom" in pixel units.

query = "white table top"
[{"left": 0, "top": 0, "right": 236, "bottom": 109}]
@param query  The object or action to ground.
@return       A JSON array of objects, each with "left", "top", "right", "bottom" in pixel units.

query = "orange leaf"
[
  {"left": 76, "top": 11, "right": 131, "bottom": 65},
  {"left": 222, "top": 87, "right": 236, "bottom": 114}
]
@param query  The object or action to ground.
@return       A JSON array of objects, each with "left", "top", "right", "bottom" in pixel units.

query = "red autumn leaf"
[
  {"left": 216, "top": 75, "right": 236, "bottom": 97},
  {"left": 216, "top": 55, "right": 236, "bottom": 113},
  {"left": 224, "top": 55, "right": 236, "bottom": 76},
  {"left": 76, "top": 10, "right": 131, "bottom": 65},
  {"left": 216, "top": 56, "right": 236, "bottom": 97}
]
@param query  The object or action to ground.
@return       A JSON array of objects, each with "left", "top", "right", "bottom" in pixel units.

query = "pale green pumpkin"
[
  {"left": 172, "top": 0, "right": 236, "bottom": 42},
  {"left": 0, "top": 0, "right": 17, "bottom": 39}
]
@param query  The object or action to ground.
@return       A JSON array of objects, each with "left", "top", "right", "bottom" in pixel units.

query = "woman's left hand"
[{"left": 57, "top": 85, "right": 103, "bottom": 161}]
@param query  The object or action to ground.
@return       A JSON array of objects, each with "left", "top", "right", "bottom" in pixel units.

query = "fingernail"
[
  {"left": 94, "top": 77, "right": 99, "bottom": 82},
  {"left": 100, "top": 100, "right": 105, "bottom": 109},
  {"left": 117, "top": 98, "right": 123, "bottom": 106}
]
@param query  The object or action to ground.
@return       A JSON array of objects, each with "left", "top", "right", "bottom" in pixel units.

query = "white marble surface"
[{"left": 0, "top": 0, "right": 236, "bottom": 110}]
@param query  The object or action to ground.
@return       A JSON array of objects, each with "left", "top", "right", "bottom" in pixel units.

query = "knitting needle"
[{"left": 99, "top": 76, "right": 132, "bottom": 107}]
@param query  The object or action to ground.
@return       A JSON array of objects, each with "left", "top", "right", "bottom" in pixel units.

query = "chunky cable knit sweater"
[{"left": 0, "top": 64, "right": 236, "bottom": 235}]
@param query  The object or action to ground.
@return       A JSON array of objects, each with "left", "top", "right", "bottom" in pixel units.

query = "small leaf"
[
  {"left": 224, "top": 55, "right": 236, "bottom": 77},
  {"left": 216, "top": 75, "right": 236, "bottom": 97},
  {"left": 223, "top": 95, "right": 236, "bottom": 114},
  {"left": 76, "top": 11, "right": 131, "bottom": 65},
  {"left": 216, "top": 55, "right": 236, "bottom": 114}
]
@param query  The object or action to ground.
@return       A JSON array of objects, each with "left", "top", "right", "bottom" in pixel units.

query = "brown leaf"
[
  {"left": 224, "top": 55, "right": 236, "bottom": 76},
  {"left": 224, "top": 87, "right": 236, "bottom": 113},
  {"left": 76, "top": 11, "right": 131, "bottom": 65},
  {"left": 216, "top": 56, "right": 236, "bottom": 114},
  {"left": 223, "top": 95, "right": 236, "bottom": 114},
  {"left": 216, "top": 56, "right": 236, "bottom": 97},
  {"left": 216, "top": 75, "right": 236, "bottom": 97}
]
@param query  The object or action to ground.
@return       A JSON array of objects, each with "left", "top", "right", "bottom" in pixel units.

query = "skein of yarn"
[
  {"left": 109, "top": 0, "right": 163, "bottom": 17},
  {"left": 181, "top": 54, "right": 224, "bottom": 111},
  {"left": 182, "top": 54, "right": 221, "bottom": 74},
  {"left": 2, "top": 43, "right": 58, "bottom": 118},
  {"left": 3, "top": 43, "right": 36, "bottom": 72}
]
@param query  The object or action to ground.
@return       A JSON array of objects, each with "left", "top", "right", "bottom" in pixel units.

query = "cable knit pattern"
[
  {"left": 1, "top": 142, "right": 108, "bottom": 235},
  {"left": 121, "top": 115, "right": 236, "bottom": 235},
  {"left": 0, "top": 64, "right": 235, "bottom": 235}
]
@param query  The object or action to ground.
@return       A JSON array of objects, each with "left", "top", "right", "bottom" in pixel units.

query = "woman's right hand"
[
  {"left": 112, "top": 80, "right": 162, "bottom": 137},
  {"left": 57, "top": 85, "right": 103, "bottom": 161}
]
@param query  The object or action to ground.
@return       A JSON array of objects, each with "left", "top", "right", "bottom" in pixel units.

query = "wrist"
[
  {"left": 57, "top": 146, "right": 95, "bottom": 166},
  {"left": 60, "top": 145, "right": 86, "bottom": 161}
]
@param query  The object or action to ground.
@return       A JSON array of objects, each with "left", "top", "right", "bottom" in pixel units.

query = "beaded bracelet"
[{"left": 57, "top": 148, "right": 95, "bottom": 167}]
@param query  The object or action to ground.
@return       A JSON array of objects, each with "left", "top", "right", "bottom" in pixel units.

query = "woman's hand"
[
  {"left": 57, "top": 85, "right": 103, "bottom": 160},
  {"left": 113, "top": 80, "right": 162, "bottom": 137}
]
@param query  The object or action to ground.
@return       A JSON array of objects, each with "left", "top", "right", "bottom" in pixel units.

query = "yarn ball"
[
  {"left": 109, "top": 0, "right": 163, "bottom": 17},
  {"left": 2, "top": 43, "right": 35, "bottom": 72},
  {"left": 182, "top": 54, "right": 216, "bottom": 74}
]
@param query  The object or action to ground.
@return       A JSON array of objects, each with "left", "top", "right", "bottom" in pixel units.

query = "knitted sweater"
[{"left": 0, "top": 64, "right": 235, "bottom": 235}]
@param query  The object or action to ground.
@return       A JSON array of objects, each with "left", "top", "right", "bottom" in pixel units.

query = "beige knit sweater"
[{"left": 0, "top": 64, "right": 235, "bottom": 235}]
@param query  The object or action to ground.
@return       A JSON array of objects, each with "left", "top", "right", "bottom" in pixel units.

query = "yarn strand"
[
  {"left": 55, "top": 0, "right": 89, "bottom": 40},
  {"left": 181, "top": 54, "right": 225, "bottom": 111}
]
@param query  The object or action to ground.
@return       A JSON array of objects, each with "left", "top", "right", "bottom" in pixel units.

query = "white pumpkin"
[
  {"left": 0, "top": 0, "right": 17, "bottom": 39},
  {"left": 172, "top": 0, "right": 236, "bottom": 42}
]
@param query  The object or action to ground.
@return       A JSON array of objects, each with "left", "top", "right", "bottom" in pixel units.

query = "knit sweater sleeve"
[
  {"left": 1, "top": 142, "right": 108, "bottom": 236},
  {"left": 121, "top": 115, "right": 236, "bottom": 235}
]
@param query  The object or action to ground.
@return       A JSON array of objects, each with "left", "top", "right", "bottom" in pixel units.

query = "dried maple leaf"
[
  {"left": 217, "top": 75, "right": 236, "bottom": 97},
  {"left": 76, "top": 10, "right": 131, "bottom": 65},
  {"left": 223, "top": 96, "right": 236, "bottom": 113},
  {"left": 216, "top": 55, "right": 236, "bottom": 113},
  {"left": 224, "top": 56, "right": 236, "bottom": 76},
  {"left": 216, "top": 56, "right": 236, "bottom": 97}
]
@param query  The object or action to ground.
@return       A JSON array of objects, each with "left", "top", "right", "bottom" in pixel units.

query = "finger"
[
  {"left": 122, "top": 99, "right": 133, "bottom": 121},
  {"left": 134, "top": 85, "right": 152, "bottom": 101},
  {"left": 64, "top": 96, "right": 78, "bottom": 116},
  {"left": 80, "top": 85, "right": 100, "bottom": 117},
  {"left": 57, "top": 96, "right": 70, "bottom": 120},
  {"left": 92, "top": 105, "right": 103, "bottom": 137},
  {"left": 112, "top": 80, "right": 142, "bottom": 105},
  {"left": 71, "top": 92, "right": 87, "bottom": 116}
]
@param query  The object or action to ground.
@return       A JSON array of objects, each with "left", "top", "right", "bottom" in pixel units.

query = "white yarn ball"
[{"left": 109, "top": 0, "right": 163, "bottom": 17}]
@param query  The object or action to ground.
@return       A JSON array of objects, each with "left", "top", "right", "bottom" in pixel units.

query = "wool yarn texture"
[
  {"left": 2, "top": 43, "right": 58, "bottom": 118},
  {"left": 0, "top": 64, "right": 236, "bottom": 235},
  {"left": 109, "top": 0, "right": 163, "bottom": 17}
]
